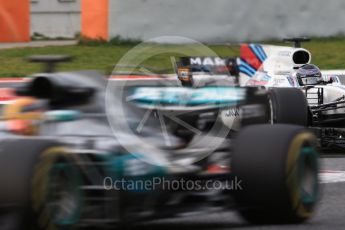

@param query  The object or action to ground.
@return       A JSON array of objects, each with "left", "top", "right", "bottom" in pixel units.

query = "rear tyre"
[{"left": 232, "top": 124, "right": 319, "bottom": 224}]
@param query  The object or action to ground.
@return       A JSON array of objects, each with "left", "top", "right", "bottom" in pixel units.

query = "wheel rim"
[
  {"left": 299, "top": 146, "right": 319, "bottom": 205},
  {"left": 47, "top": 161, "right": 82, "bottom": 226}
]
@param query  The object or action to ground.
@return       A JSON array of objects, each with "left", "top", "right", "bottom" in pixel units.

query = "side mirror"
[
  {"left": 43, "top": 110, "right": 81, "bottom": 122},
  {"left": 322, "top": 75, "right": 335, "bottom": 84}
]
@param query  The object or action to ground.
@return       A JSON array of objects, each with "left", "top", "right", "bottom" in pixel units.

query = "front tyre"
[
  {"left": 32, "top": 147, "right": 83, "bottom": 230},
  {"left": 232, "top": 124, "right": 319, "bottom": 224},
  {"left": 268, "top": 88, "right": 309, "bottom": 126}
]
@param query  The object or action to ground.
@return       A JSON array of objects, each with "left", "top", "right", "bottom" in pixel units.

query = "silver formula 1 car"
[{"left": 0, "top": 56, "right": 319, "bottom": 229}]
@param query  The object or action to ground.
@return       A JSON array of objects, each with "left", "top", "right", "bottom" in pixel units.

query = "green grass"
[
  {"left": 0, "top": 45, "right": 133, "bottom": 77},
  {"left": 1, "top": 37, "right": 345, "bottom": 77},
  {"left": 0, "top": 44, "right": 239, "bottom": 77}
]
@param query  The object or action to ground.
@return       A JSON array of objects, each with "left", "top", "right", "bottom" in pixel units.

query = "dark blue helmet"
[{"left": 296, "top": 64, "right": 322, "bottom": 86}]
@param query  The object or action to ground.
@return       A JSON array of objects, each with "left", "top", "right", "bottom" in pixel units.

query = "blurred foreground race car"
[
  {"left": 0, "top": 56, "right": 319, "bottom": 229},
  {"left": 240, "top": 38, "right": 345, "bottom": 151}
]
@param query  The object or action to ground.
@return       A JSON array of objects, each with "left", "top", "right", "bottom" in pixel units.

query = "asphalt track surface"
[{"left": 127, "top": 156, "right": 345, "bottom": 230}]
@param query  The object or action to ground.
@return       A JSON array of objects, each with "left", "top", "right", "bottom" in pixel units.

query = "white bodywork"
[
  {"left": 240, "top": 43, "right": 345, "bottom": 116},
  {"left": 305, "top": 85, "right": 345, "bottom": 115}
]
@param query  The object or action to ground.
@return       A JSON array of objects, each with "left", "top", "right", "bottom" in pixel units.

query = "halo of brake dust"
[{"left": 105, "top": 36, "right": 240, "bottom": 167}]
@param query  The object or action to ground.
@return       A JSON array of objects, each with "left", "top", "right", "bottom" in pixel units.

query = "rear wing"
[
  {"left": 178, "top": 57, "right": 239, "bottom": 75},
  {"left": 176, "top": 56, "right": 240, "bottom": 86}
]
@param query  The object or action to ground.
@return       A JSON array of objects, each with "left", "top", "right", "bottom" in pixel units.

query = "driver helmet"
[
  {"left": 3, "top": 97, "right": 45, "bottom": 135},
  {"left": 296, "top": 64, "right": 322, "bottom": 86}
]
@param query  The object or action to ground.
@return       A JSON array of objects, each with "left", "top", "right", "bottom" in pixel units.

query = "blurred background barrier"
[
  {"left": 31, "top": 0, "right": 81, "bottom": 39},
  {"left": 109, "top": 0, "right": 345, "bottom": 43},
  {"left": 1, "top": 0, "right": 345, "bottom": 43},
  {"left": 81, "top": 0, "right": 108, "bottom": 40},
  {"left": 0, "top": 0, "right": 30, "bottom": 42}
]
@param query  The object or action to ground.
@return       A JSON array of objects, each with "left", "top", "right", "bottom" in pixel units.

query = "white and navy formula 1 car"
[{"left": 239, "top": 38, "right": 345, "bottom": 151}]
